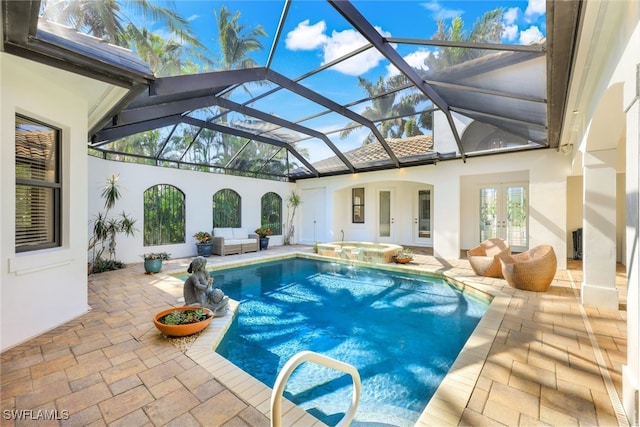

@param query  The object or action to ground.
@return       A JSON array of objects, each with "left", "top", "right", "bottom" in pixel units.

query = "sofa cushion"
[
  {"left": 232, "top": 228, "right": 249, "bottom": 239},
  {"left": 224, "top": 239, "right": 244, "bottom": 245},
  {"left": 214, "top": 227, "right": 234, "bottom": 239},
  {"left": 236, "top": 238, "right": 256, "bottom": 244}
]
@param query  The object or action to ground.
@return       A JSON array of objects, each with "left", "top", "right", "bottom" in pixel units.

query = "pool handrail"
[{"left": 270, "top": 350, "right": 361, "bottom": 427}]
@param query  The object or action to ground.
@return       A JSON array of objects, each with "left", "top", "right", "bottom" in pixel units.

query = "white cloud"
[
  {"left": 285, "top": 20, "right": 328, "bottom": 50},
  {"left": 324, "top": 28, "right": 385, "bottom": 75},
  {"left": 322, "top": 28, "right": 369, "bottom": 62},
  {"left": 525, "top": 0, "right": 545, "bottom": 17},
  {"left": 503, "top": 24, "right": 519, "bottom": 42},
  {"left": 504, "top": 7, "right": 520, "bottom": 25},
  {"left": 420, "top": 0, "right": 464, "bottom": 20},
  {"left": 285, "top": 21, "right": 391, "bottom": 76},
  {"left": 387, "top": 49, "right": 431, "bottom": 77},
  {"left": 519, "top": 26, "right": 544, "bottom": 44},
  {"left": 187, "top": 14, "right": 199, "bottom": 22}
]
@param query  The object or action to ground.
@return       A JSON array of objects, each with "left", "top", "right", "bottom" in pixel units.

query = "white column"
[
  {"left": 622, "top": 76, "right": 639, "bottom": 427},
  {"left": 581, "top": 149, "right": 619, "bottom": 308},
  {"left": 433, "top": 173, "right": 460, "bottom": 260}
]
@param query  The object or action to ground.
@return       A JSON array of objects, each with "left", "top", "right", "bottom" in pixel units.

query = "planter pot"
[
  {"left": 196, "top": 243, "right": 213, "bottom": 257},
  {"left": 153, "top": 306, "right": 214, "bottom": 337},
  {"left": 394, "top": 257, "right": 412, "bottom": 264},
  {"left": 144, "top": 259, "right": 163, "bottom": 274},
  {"left": 259, "top": 237, "right": 269, "bottom": 250}
]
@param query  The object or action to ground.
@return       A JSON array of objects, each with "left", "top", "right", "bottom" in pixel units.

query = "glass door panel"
[
  {"left": 378, "top": 190, "right": 392, "bottom": 240},
  {"left": 479, "top": 184, "right": 527, "bottom": 252},
  {"left": 505, "top": 186, "right": 527, "bottom": 249},
  {"left": 414, "top": 189, "right": 432, "bottom": 245},
  {"left": 480, "top": 187, "right": 498, "bottom": 241}
]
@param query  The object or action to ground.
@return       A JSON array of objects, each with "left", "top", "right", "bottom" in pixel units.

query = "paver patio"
[{"left": 1, "top": 245, "right": 627, "bottom": 426}]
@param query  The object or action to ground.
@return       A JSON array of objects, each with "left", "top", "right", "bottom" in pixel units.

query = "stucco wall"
[
  {"left": 568, "top": 0, "right": 639, "bottom": 421},
  {"left": 619, "top": 3, "right": 640, "bottom": 423},
  {"left": 295, "top": 149, "right": 571, "bottom": 268},
  {"left": 1, "top": 54, "right": 91, "bottom": 351},
  {"left": 88, "top": 156, "right": 296, "bottom": 263}
]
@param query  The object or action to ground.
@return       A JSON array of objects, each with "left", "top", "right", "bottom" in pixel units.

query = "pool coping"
[{"left": 165, "top": 252, "right": 510, "bottom": 426}]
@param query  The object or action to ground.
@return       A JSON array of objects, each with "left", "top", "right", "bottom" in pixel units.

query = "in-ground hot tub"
[{"left": 316, "top": 241, "right": 402, "bottom": 263}]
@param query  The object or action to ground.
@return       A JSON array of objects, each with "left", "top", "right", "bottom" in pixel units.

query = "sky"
[
  {"left": 128, "top": 0, "right": 547, "bottom": 162},
  {"left": 166, "top": 0, "right": 546, "bottom": 73}
]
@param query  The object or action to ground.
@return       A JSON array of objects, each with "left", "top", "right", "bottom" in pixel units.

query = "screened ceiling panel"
[
  {"left": 245, "top": 88, "right": 330, "bottom": 123},
  {"left": 294, "top": 51, "right": 389, "bottom": 105},
  {"left": 460, "top": 112, "right": 547, "bottom": 146},
  {"left": 159, "top": 123, "right": 205, "bottom": 162},
  {"left": 186, "top": 107, "right": 221, "bottom": 122},
  {"left": 437, "top": 88, "right": 546, "bottom": 126},
  {"left": 2, "top": 0, "right": 580, "bottom": 181},
  {"left": 224, "top": 80, "right": 279, "bottom": 105},
  {"left": 229, "top": 119, "right": 305, "bottom": 143},
  {"left": 99, "top": 125, "right": 176, "bottom": 157},
  {"left": 227, "top": 140, "right": 286, "bottom": 171},
  {"left": 296, "top": 111, "right": 355, "bottom": 138},
  {"left": 347, "top": 85, "right": 433, "bottom": 122}
]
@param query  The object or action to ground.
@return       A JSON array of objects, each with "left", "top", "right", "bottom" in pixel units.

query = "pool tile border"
[{"left": 168, "top": 253, "right": 510, "bottom": 426}]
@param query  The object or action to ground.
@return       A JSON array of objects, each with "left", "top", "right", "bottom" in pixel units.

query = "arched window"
[
  {"left": 143, "top": 184, "right": 185, "bottom": 245},
  {"left": 261, "top": 192, "right": 282, "bottom": 235},
  {"left": 213, "top": 189, "right": 241, "bottom": 228}
]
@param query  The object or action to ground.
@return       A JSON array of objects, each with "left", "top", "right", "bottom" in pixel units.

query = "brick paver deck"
[{"left": 1, "top": 246, "right": 627, "bottom": 426}]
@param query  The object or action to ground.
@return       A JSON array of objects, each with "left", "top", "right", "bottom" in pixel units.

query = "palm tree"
[
  {"left": 41, "top": 0, "right": 203, "bottom": 51},
  {"left": 215, "top": 5, "right": 267, "bottom": 70},
  {"left": 425, "top": 8, "right": 504, "bottom": 70},
  {"left": 341, "top": 8, "right": 504, "bottom": 146},
  {"left": 340, "top": 75, "right": 423, "bottom": 145},
  {"left": 124, "top": 25, "right": 213, "bottom": 76}
]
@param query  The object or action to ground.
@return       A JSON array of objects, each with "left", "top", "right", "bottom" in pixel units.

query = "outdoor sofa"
[{"left": 212, "top": 227, "right": 259, "bottom": 256}]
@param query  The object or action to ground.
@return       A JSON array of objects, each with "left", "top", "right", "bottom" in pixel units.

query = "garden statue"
[{"left": 183, "top": 256, "right": 229, "bottom": 315}]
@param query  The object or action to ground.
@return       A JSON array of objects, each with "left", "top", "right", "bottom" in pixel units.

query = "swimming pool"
[{"left": 208, "top": 258, "right": 489, "bottom": 426}]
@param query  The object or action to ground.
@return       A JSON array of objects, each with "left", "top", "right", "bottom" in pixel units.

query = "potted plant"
[
  {"left": 394, "top": 248, "right": 414, "bottom": 264},
  {"left": 153, "top": 306, "right": 214, "bottom": 337},
  {"left": 141, "top": 252, "right": 170, "bottom": 274},
  {"left": 255, "top": 227, "right": 273, "bottom": 250},
  {"left": 194, "top": 231, "right": 213, "bottom": 257},
  {"left": 88, "top": 174, "right": 137, "bottom": 274}
]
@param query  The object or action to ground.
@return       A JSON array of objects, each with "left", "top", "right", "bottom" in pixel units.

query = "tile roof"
[{"left": 311, "top": 134, "right": 435, "bottom": 173}]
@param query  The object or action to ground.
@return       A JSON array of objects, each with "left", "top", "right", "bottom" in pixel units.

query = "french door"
[
  {"left": 479, "top": 184, "right": 528, "bottom": 252},
  {"left": 414, "top": 189, "right": 432, "bottom": 245},
  {"left": 378, "top": 188, "right": 394, "bottom": 242}
]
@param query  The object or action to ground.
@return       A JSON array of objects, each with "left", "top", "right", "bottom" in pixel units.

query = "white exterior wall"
[
  {"left": 620, "top": 3, "right": 640, "bottom": 424},
  {"left": 1, "top": 54, "right": 92, "bottom": 350},
  {"left": 295, "top": 149, "right": 569, "bottom": 267},
  {"left": 565, "top": 0, "right": 638, "bottom": 422},
  {"left": 88, "top": 157, "right": 295, "bottom": 263}
]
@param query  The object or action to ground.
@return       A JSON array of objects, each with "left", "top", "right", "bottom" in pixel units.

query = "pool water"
[{"left": 211, "top": 258, "right": 488, "bottom": 426}]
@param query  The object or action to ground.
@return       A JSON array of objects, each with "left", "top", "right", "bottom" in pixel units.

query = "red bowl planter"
[{"left": 153, "top": 306, "right": 214, "bottom": 337}]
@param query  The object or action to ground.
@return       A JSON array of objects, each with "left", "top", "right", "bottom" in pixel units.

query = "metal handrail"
[{"left": 270, "top": 350, "right": 361, "bottom": 427}]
